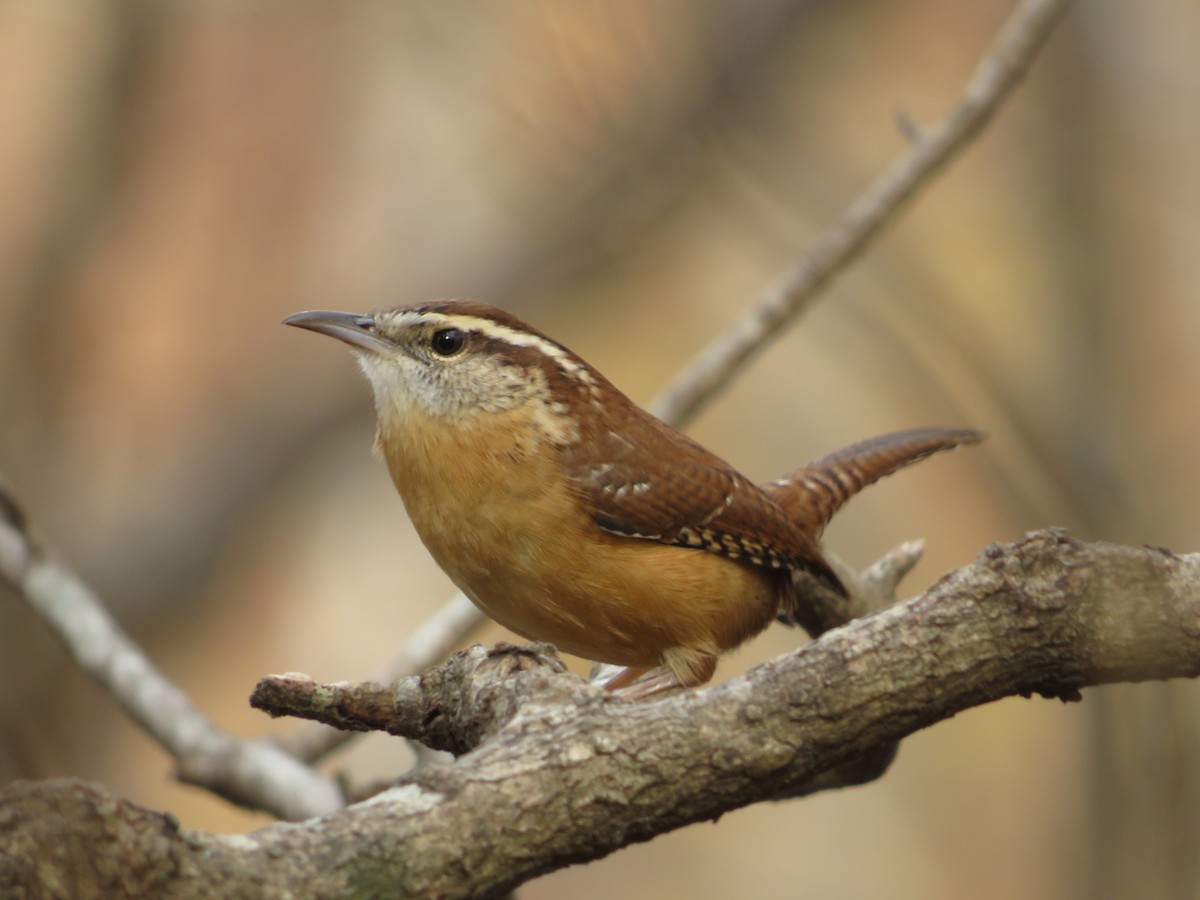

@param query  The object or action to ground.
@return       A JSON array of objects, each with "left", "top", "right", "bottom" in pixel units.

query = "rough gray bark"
[{"left": 3, "top": 530, "right": 1197, "bottom": 899}]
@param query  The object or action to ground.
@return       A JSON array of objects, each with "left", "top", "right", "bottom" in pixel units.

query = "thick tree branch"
[
  {"left": 0, "top": 480, "right": 342, "bottom": 821},
  {"left": 3, "top": 531, "right": 1195, "bottom": 898}
]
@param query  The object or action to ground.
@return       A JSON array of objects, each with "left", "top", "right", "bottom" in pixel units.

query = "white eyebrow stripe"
[{"left": 389, "top": 310, "right": 592, "bottom": 380}]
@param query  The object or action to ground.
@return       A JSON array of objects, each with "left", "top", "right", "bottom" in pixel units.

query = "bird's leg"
[
  {"left": 605, "top": 667, "right": 683, "bottom": 699},
  {"left": 593, "top": 665, "right": 650, "bottom": 692},
  {"left": 599, "top": 647, "right": 719, "bottom": 699}
]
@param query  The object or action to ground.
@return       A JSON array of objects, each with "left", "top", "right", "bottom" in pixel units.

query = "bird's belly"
[
  {"left": 403, "top": 472, "right": 782, "bottom": 672},
  {"left": 384, "top": 424, "right": 783, "bottom": 667},
  {"left": 439, "top": 523, "right": 784, "bottom": 669},
  {"left": 412, "top": 475, "right": 676, "bottom": 666}
]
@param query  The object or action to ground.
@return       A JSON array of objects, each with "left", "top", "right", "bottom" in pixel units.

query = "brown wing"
[
  {"left": 764, "top": 427, "right": 984, "bottom": 537},
  {"left": 560, "top": 401, "right": 842, "bottom": 590}
]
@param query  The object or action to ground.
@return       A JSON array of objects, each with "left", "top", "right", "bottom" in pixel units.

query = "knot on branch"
[
  {"left": 966, "top": 528, "right": 1091, "bottom": 616},
  {"left": 987, "top": 525, "right": 1080, "bottom": 573}
]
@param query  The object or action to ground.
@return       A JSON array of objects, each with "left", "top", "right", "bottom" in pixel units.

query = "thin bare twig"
[
  {"left": 0, "top": 481, "right": 342, "bottom": 821},
  {"left": 650, "top": 0, "right": 1073, "bottom": 426}
]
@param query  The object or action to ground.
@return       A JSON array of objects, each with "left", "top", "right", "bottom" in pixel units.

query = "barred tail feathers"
[
  {"left": 767, "top": 427, "right": 982, "bottom": 629},
  {"left": 764, "top": 427, "right": 983, "bottom": 538}
]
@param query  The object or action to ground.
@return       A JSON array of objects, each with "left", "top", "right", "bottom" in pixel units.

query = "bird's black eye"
[{"left": 430, "top": 327, "right": 466, "bottom": 357}]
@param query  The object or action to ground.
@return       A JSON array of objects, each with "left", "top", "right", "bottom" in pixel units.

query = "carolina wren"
[{"left": 285, "top": 300, "right": 980, "bottom": 697}]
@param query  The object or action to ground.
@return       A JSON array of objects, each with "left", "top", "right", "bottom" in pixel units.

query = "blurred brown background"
[{"left": 1, "top": 1, "right": 1198, "bottom": 897}]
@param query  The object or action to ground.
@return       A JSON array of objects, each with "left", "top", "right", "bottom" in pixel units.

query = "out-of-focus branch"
[
  {"left": 650, "top": 0, "right": 1073, "bottom": 427},
  {"left": 0, "top": 480, "right": 342, "bottom": 821}
]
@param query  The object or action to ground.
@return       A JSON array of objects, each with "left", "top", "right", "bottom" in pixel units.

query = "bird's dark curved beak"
[{"left": 282, "top": 310, "right": 391, "bottom": 354}]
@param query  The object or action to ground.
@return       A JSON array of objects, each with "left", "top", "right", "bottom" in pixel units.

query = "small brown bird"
[{"left": 285, "top": 300, "right": 980, "bottom": 697}]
